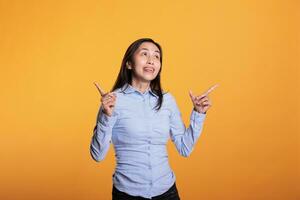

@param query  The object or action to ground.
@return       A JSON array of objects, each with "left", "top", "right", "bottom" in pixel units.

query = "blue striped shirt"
[{"left": 90, "top": 83, "right": 206, "bottom": 198}]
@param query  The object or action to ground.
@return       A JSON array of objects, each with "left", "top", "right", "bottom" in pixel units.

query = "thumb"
[{"left": 189, "top": 90, "right": 196, "bottom": 101}]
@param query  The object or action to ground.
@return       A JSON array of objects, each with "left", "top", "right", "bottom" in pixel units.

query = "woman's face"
[{"left": 128, "top": 42, "right": 161, "bottom": 83}]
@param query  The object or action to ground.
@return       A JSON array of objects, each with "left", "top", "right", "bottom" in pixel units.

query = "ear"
[{"left": 126, "top": 61, "right": 132, "bottom": 69}]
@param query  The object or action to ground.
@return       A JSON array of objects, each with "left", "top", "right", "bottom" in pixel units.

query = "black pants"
[{"left": 112, "top": 183, "right": 181, "bottom": 200}]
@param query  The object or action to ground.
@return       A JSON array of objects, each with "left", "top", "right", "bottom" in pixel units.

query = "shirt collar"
[{"left": 121, "top": 83, "right": 158, "bottom": 98}]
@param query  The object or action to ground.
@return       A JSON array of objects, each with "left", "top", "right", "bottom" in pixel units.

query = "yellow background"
[{"left": 0, "top": 0, "right": 299, "bottom": 199}]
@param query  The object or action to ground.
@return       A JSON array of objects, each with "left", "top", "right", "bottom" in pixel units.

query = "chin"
[
  {"left": 135, "top": 72, "right": 158, "bottom": 82},
  {"left": 144, "top": 75, "right": 157, "bottom": 81}
]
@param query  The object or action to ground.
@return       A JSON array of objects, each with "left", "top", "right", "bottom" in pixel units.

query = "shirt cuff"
[
  {"left": 98, "top": 109, "right": 117, "bottom": 128},
  {"left": 190, "top": 109, "right": 206, "bottom": 123}
]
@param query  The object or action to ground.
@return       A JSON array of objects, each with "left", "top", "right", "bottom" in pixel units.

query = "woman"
[{"left": 90, "top": 38, "right": 218, "bottom": 200}]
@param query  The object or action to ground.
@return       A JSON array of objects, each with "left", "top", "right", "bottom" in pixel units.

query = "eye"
[
  {"left": 155, "top": 55, "right": 160, "bottom": 59},
  {"left": 142, "top": 52, "right": 147, "bottom": 56}
]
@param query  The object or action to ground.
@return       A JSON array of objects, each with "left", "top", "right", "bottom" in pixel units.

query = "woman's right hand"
[{"left": 94, "top": 82, "right": 116, "bottom": 117}]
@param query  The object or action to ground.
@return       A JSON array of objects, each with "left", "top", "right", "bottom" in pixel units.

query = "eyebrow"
[{"left": 139, "top": 48, "right": 160, "bottom": 53}]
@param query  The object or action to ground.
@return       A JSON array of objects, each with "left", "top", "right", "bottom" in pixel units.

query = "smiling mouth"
[{"left": 143, "top": 67, "right": 154, "bottom": 73}]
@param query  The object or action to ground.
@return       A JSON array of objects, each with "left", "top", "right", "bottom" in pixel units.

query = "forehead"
[{"left": 137, "top": 42, "right": 160, "bottom": 53}]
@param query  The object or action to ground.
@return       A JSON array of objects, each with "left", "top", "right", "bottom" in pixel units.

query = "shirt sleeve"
[
  {"left": 169, "top": 94, "right": 206, "bottom": 157},
  {"left": 90, "top": 105, "right": 118, "bottom": 162}
]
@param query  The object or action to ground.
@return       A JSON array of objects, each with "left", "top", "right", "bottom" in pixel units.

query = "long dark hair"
[{"left": 111, "top": 38, "right": 164, "bottom": 111}]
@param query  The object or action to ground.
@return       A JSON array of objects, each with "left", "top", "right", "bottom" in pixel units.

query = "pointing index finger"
[
  {"left": 94, "top": 82, "right": 106, "bottom": 96},
  {"left": 201, "top": 84, "right": 219, "bottom": 96}
]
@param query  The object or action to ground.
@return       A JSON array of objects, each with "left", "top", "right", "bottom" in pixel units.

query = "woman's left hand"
[{"left": 189, "top": 84, "right": 219, "bottom": 114}]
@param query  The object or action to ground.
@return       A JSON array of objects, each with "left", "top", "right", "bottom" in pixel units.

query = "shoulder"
[
  {"left": 163, "top": 90, "right": 177, "bottom": 100},
  {"left": 161, "top": 92, "right": 181, "bottom": 115},
  {"left": 162, "top": 91, "right": 177, "bottom": 107},
  {"left": 111, "top": 88, "right": 125, "bottom": 98},
  {"left": 112, "top": 87, "right": 122, "bottom": 93},
  {"left": 111, "top": 88, "right": 132, "bottom": 111}
]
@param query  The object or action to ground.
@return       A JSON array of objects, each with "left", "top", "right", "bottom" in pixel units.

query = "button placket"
[{"left": 142, "top": 93, "right": 153, "bottom": 192}]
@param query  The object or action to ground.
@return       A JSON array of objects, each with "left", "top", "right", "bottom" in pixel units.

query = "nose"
[{"left": 147, "top": 57, "right": 154, "bottom": 65}]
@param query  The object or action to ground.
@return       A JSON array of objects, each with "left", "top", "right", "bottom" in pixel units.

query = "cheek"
[
  {"left": 133, "top": 65, "right": 144, "bottom": 74},
  {"left": 155, "top": 64, "right": 161, "bottom": 73},
  {"left": 135, "top": 57, "right": 147, "bottom": 65}
]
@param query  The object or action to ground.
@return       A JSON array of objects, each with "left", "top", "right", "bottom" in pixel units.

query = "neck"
[{"left": 130, "top": 79, "right": 150, "bottom": 94}]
